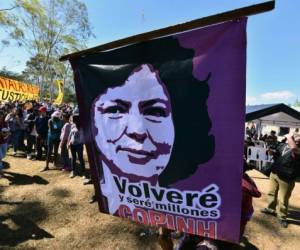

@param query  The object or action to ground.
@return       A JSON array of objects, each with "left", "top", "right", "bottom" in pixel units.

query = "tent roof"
[{"left": 246, "top": 103, "right": 300, "bottom": 126}]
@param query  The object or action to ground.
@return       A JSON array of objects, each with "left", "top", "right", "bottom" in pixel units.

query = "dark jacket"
[
  {"left": 35, "top": 116, "right": 49, "bottom": 138},
  {"left": 24, "top": 113, "right": 36, "bottom": 134},
  {"left": 272, "top": 143, "right": 300, "bottom": 181}
]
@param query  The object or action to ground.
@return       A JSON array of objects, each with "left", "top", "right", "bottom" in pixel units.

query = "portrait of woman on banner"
[{"left": 85, "top": 36, "right": 215, "bottom": 213}]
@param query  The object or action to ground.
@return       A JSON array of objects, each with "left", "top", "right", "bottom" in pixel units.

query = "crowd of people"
[
  {"left": 157, "top": 127, "right": 300, "bottom": 249},
  {"left": 244, "top": 125, "right": 300, "bottom": 229},
  {"left": 0, "top": 101, "right": 299, "bottom": 249},
  {"left": 0, "top": 100, "right": 88, "bottom": 182}
]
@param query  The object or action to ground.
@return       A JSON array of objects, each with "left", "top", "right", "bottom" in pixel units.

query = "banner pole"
[{"left": 60, "top": 1, "right": 275, "bottom": 62}]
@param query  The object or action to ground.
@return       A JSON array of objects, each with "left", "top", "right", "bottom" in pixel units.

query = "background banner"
[
  {"left": 70, "top": 18, "right": 247, "bottom": 243},
  {"left": 0, "top": 76, "right": 39, "bottom": 101},
  {"left": 54, "top": 80, "right": 64, "bottom": 105}
]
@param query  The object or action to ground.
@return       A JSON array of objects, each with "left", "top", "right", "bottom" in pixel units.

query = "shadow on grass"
[
  {"left": 7, "top": 152, "right": 27, "bottom": 158},
  {"left": 251, "top": 214, "right": 278, "bottom": 232},
  {"left": 0, "top": 201, "right": 54, "bottom": 247},
  {"left": 2, "top": 171, "right": 49, "bottom": 185},
  {"left": 48, "top": 188, "right": 71, "bottom": 198},
  {"left": 2, "top": 161, "right": 10, "bottom": 169},
  {"left": 288, "top": 205, "right": 300, "bottom": 226},
  {"left": 0, "top": 200, "right": 22, "bottom": 205},
  {"left": 217, "top": 237, "right": 259, "bottom": 250}
]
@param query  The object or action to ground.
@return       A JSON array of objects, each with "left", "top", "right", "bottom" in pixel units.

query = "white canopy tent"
[{"left": 246, "top": 103, "right": 300, "bottom": 136}]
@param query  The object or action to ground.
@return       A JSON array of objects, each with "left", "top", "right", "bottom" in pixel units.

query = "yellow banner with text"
[{"left": 0, "top": 76, "right": 40, "bottom": 102}]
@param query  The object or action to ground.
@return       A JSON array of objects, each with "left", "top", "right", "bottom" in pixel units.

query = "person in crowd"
[
  {"left": 24, "top": 108, "right": 37, "bottom": 159},
  {"left": 250, "top": 123, "right": 256, "bottom": 138},
  {"left": 41, "top": 110, "right": 63, "bottom": 172},
  {"left": 261, "top": 132, "right": 300, "bottom": 228},
  {"left": 240, "top": 162, "right": 261, "bottom": 239},
  {"left": 59, "top": 113, "right": 71, "bottom": 171},
  {"left": 68, "top": 114, "right": 86, "bottom": 178},
  {"left": 5, "top": 107, "right": 24, "bottom": 155},
  {"left": 270, "top": 130, "right": 278, "bottom": 141},
  {"left": 35, "top": 106, "right": 49, "bottom": 160},
  {"left": 265, "top": 130, "right": 278, "bottom": 149},
  {"left": 158, "top": 227, "right": 173, "bottom": 250},
  {"left": 0, "top": 111, "right": 9, "bottom": 178},
  {"left": 260, "top": 134, "right": 268, "bottom": 142},
  {"left": 19, "top": 105, "right": 27, "bottom": 150}
]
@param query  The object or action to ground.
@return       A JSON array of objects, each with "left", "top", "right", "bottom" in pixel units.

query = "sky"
[{"left": 0, "top": 0, "right": 299, "bottom": 105}]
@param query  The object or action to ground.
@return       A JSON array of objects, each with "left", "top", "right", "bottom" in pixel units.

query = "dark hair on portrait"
[{"left": 76, "top": 36, "right": 215, "bottom": 187}]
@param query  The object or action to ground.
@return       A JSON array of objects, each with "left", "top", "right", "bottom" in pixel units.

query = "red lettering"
[
  {"left": 149, "top": 210, "right": 166, "bottom": 227},
  {"left": 0, "top": 77, "right": 6, "bottom": 89},
  {"left": 197, "top": 221, "right": 217, "bottom": 239},
  {"left": 118, "top": 205, "right": 132, "bottom": 219},
  {"left": 133, "top": 208, "right": 149, "bottom": 225},
  {"left": 176, "top": 216, "right": 195, "bottom": 234},
  {"left": 166, "top": 214, "right": 176, "bottom": 230},
  {"left": 8, "top": 80, "right": 15, "bottom": 91}
]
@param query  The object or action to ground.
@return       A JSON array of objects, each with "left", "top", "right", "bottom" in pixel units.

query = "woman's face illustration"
[{"left": 93, "top": 64, "right": 175, "bottom": 177}]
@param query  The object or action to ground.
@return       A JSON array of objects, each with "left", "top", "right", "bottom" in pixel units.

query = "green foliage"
[
  {"left": 0, "top": 67, "right": 26, "bottom": 81},
  {"left": 0, "top": 5, "right": 18, "bottom": 51},
  {"left": 63, "top": 86, "right": 76, "bottom": 103},
  {"left": 294, "top": 99, "right": 300, "bottom": 107},
  {"left": 1, "top": 0, "right": 94, "bottom": 100}
]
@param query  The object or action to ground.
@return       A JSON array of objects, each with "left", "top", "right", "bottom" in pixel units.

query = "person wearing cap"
[
  {"left": 41, "top": 110, "right": 63, "bottom": 172},
  {"left": 35, "top": 106, "right": 49, "bottom": 160},
  {"left": 261, "top": 132, "right": 300, "bottom": 228}
]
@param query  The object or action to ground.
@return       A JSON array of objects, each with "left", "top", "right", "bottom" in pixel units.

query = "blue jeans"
[
  {"left": 46, "top": 138, "right": 60, "bottom": 165},
  {"left": 11, "top": 130, "right": 22, "bottom": 152},
  {"left": 0, "top": 143, "right": 8, "bottom": 170},
  {"left": 70, "top": 144, "right": 85, "bottom": 175},
  {"left": 61, "top": 143, "right": 70, "bottom": 167}
]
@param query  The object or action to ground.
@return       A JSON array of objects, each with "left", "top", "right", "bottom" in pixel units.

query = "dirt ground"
[{"left": 0, "top": 151, "right": 300, "bottom": 250}]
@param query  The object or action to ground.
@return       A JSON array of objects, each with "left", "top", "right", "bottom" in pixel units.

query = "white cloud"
[
  {"left": 260, "top": 90, "right": 295, "bottom": 100},
  {"left": 246, "top": 90, "right": 296, "bottom": 105},
  {"left": 246, "top": 96, "right": 257, "bottom": 105}
]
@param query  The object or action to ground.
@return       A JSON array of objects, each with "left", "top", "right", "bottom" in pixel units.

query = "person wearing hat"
[
  {"left": 35, "top": 106, "right": 49, "bottom": 160},
  {"left": 261, "top": 132, "right": 300, "bottom": 228},
  {"left": 41, "top": 110, "right": 63, "bottom": 172}
]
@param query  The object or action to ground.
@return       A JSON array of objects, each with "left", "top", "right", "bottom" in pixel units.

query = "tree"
[
  {"left": 294, "top": 98, "right": 300, "bottom": 107},
  {"left": 0, "top": 66, "right": 25, "bottom": 81},
  {"left": 0, "top": 4, "right": 18, "bottom": 52},
  {"left": 63, "top": 85, "right": 76, "bottom": 103},
  {"left": 4, "top": 0, "right": 93, "bottom": 99}
]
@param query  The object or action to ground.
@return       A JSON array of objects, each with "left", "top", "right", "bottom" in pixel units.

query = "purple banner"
[{"left": 70, "top": 18, "right": 247, "bottom": 243}]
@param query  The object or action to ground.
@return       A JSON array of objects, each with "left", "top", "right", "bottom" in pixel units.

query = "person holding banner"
[{"left": 90, "top": 36, "right": 215, "bottom": 214}]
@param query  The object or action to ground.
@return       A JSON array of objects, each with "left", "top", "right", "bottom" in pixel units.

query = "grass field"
[{"left": 1, "top": 151, "right": 300, "bottom": 250}]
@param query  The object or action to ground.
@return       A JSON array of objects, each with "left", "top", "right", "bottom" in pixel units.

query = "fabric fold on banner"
[{"left": 69, "top": 18, "right": 247, "bottom": 243}]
